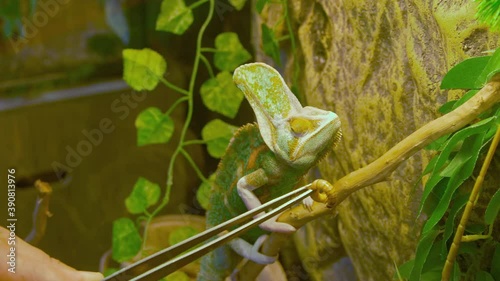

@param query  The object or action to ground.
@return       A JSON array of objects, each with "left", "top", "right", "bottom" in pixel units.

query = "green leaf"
[
  {"left": 112, "top": 218, "right": 142, "bottom": 262},
  {"left": 419, "top": 173, "right": 447, "bottom": 217},
  {"left": 201, "top": 119, "right": 238, "bottom": 158},
  {"left": 168, "top": 226, "right": 199, "bottom": 246},
  {"left": 485, "top": 188, "right": 500, "bottom": 224},
  {"left": 395, "top": 259, "right": 414, "bottom": 280},
  {"left": 125, "top": 177, "right": 161, "bottom": 214},
  {"left": 156, "top": 0, "right": 193, "bottom": 34},
  {"left": 451, "top": 90, "right": 479, "bottom": 111},
  {"left": 256, "top": 0, "right": 269, "bottom": 13},
  {"left": 200, "top": 71, "right": 245, "bottom": 118},
  {"left": 135, "top": 107, "right": 174, "bottom": 146},
  {"left": 492, "top": 243, "right": 500, "bottom": 280},
  {"left": 433, "top": 116, "right": 495, "bottom": 172},
  {"left": 440, "top": 56, "right": 490, "bottom": 89},
  {"left": 475, "top": 271, "right": 495, "bottom": 281},
  {"left": 197, "top": 174, "right": 215, "bottom": 210},
  {"left": 441, "top": 194, "right": 468, "bottom": 256},
  {"left": 438, "top": 100, "right": 456, "bottom": 114},
  {"left": 229, "top": 0, "right": 246, "bottom": 10},
  {"left": 476, "top": 48, "right": 500, "bottom": 87},
  {"left": 213, "top": 32, "right": 252, "bottom": 71},
  {"left": 425, "top": 134, "right": 450, "bottom": 151},
  {"left": 410, "top": 229, "right": 440, "bottom": 281},
  {"left": 476, "top": 1, "right": 500, "bottom": 30},
  {"left": 422, "top": 132, "right": 486, "bottom": 234},
  {"left": 123, "top": 48, "right": 166, "bottom": 91},
  {"left": 419, "top": 116, "right": 497, "bottom": 215},
  {"left": 261, "top": 24, "right": 281, "bottom": 65},
  {"left": 165, "top": 271, "right": 190, "bottom": 281}
]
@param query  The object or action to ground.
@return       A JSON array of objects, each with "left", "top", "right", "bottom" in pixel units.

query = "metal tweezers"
[{"left": 103, "top": 185, "right": 313, "bottom": 281}]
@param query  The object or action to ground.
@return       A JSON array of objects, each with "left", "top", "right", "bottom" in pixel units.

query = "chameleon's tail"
[{"left": 197, "top": 245, "right": 235, "bottom": 281}]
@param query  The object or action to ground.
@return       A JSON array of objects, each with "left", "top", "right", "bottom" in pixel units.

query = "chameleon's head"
[{"left": 233, "top": 63, "right": 342, "bottom": 168}]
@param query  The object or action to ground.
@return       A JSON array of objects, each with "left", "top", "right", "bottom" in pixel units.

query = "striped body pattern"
[{"left": 198, "top": 124, "right": 306, "bottom": 280}]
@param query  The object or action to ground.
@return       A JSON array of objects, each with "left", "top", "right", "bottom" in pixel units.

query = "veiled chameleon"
[{"left": 197, "top": 63, "right": 341, "bottom": 280}]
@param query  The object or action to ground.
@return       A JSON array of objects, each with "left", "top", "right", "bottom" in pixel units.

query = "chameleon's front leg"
[
  {"left": 237, "top": 169, "right": 296, "bottom": 233},
  {"left": 227, "top": 169, "right": 296, "bottom": 266}
]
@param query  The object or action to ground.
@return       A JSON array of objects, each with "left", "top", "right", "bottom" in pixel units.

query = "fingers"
[{"left": 0, "top": 227, "right": 103, "bottom": 281}]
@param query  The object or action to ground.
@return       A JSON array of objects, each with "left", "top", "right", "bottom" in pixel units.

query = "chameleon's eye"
[{"left": 290, "top": 118, "right": 313, "bottom": 135}]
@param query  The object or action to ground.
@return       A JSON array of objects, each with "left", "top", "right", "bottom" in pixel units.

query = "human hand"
[{"left": 0, "top": 226, "right": 103, "bottom": 281}]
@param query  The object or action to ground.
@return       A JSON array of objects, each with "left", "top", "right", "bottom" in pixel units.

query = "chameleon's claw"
[
  {"left": 302, "top": 196, "right": 314, "bottom": 211},
  {"left": 309, "top": 179, "right": 333, "bottom": 203}
]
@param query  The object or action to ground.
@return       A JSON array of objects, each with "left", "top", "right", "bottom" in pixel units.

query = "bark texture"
[{"left": 255, "top": 1, "right": 499, "bottom": 280}]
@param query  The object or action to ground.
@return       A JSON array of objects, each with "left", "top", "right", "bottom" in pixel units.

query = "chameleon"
[{"left": 197, "top": 63, "right": 342, "bottom": 281}]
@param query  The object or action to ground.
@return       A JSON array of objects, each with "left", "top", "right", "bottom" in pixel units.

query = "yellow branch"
[
  {"left": 235, "top": 75, "right": 500, "bottom": 281},
  {"left": 442, "top": 124, "right": 500, "bottom": 280}
]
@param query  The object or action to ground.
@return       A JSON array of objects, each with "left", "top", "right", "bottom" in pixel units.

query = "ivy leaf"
[
  {"left": 125, "top": 177, "right": 161, "bottom": 214},
  {"left": 256, "top": 0, "right": 269, "bottom": 13},
  {"left": 123, "top": 48, "right": 167, "bottom": 91},
  {"left": 112, "top": 218, "right": 142, "bottom": 262},
  {"left": 168, "top": 226, "right": 199, "bottom": 246},
  {"left": 156, "top": 0, "right": 193, "bottom": 35},
  {"left": 200, "top": 71, "right": 244, "bottom": 118},
  {"left": 440, "top": 56, "right": 490, "bottom": 89},
  {"left": 261, "top": 24, "right": 281, "bottom": 65},
  {"left": 214, "top": 32, "right": 252, "bottom": 71},
  {"left": 476, "top": 47, "right": 500, "bottom": 87},
  {"left": 103, "top": 268, "right": 119, "bottom": 277},
  {"left": 485, "top": 188, "right": 500, "bottom": 224},
  {"left": 201, "top": 119, "right": 238, "bottom": 158},
  {"left": 409, "top": 229, "right": 440, "bottom": 281},
  {"left": 229, "top": 0, "right": 246, "bottom": 10},
  {"left": 135, "top": 107, "right": 174, "bottom": 146},
  {"left": 197, "top": 174, "right": 215, "bottom": 210}
]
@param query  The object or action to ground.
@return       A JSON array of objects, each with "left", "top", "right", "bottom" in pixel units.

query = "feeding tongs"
[
  {"left": 103, "top": 184, "right": 313, "bottom": 281},
  {"left": 102, "top": 184, "right": 313, "bottom": 281}
]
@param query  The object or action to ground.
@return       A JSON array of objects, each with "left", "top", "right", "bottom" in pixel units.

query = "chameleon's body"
[{"left": 197, "top": 63, "right": 341, "bottom": 281}]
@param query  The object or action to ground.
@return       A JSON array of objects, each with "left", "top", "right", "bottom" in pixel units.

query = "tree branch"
[{"left": 234, "top": 75, "right": 500, "bottom": 280}]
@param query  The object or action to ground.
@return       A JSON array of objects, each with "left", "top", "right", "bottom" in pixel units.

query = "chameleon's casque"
[{"left": 198, "top": 63, "right": 341, "bottom": 281}]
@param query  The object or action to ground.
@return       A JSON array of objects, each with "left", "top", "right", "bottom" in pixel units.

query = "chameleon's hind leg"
[{"left": 236, "top": 169, "right": 296, "bottom": 233}]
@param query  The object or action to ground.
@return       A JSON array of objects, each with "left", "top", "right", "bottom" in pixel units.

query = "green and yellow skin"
[{"left": 197, "top": 63, "right": 341, "bottom": 281}]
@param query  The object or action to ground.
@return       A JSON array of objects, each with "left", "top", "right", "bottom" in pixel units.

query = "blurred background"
[{"left": 0, "top": 0, "right": 253, "bottom": 273}]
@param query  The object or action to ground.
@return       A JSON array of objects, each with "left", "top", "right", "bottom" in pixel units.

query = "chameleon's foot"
[
  {"left": 302, "top": 196, "right": 314, "bottom": 211},
  {"left": 258, "top": 213, "right": 296, "bottom": 233},
  {"left": 250, "top": 235, "right": 277, "bottom": 264},
  {"left": 229, "top": 236, "right": 277, "bottom": 265},
  {"left": 309, "top": 179, "right": 333, "bottom": 203}
]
